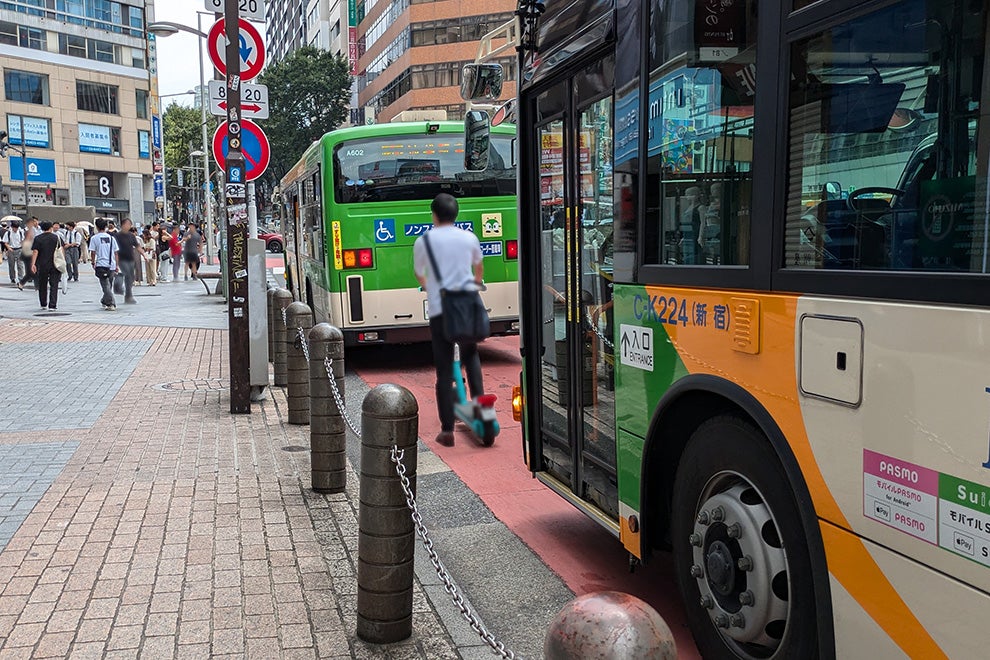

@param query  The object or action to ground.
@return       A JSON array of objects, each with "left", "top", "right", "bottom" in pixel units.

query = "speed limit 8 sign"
[{"left": 204, "top": 0, "right": 266, "bottom": 23}]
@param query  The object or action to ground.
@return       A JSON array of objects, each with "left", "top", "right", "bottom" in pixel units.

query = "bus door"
[{"left": 529, "top": 56, "right": 619, "bottom": 524}]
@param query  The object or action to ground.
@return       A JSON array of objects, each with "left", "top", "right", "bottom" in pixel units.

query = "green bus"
[{"left": 280, "top": 121, "right": 518, "bottom": 345}]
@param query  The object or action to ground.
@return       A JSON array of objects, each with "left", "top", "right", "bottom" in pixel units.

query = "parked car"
[{"left": 260, "top": 231, "right": 283, "bottom": 253}]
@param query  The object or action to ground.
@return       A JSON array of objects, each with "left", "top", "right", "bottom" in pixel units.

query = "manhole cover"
[
  {"left": 152, "top": 378, "right": 228, "bottom": 392},
  {"left": 34, "top": 312, "right": 71, "bottom": 317},
  {"left": 8, "top": 320, "right": 49, "bottom": 327},
  {"left": 281, "top": 446, "right": 308, "bottom": 453}
]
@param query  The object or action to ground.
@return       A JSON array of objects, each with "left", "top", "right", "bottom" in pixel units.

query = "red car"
[{"left": 259, "top": 231, "right": 283, "bottom": 253}]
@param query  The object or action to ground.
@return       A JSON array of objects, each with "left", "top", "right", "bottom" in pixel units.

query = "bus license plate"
[{"left": 480, "top": 241, "right": 503, "bottom": 257}]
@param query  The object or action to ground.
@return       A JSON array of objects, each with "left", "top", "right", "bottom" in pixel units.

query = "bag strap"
[{"left": 423, "top": 232, "right": 444, "bottom": 285}]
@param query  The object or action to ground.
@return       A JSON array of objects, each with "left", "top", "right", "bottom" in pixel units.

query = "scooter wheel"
[{"left": 481, "top": 421, "right": 497, "bottom": 447}]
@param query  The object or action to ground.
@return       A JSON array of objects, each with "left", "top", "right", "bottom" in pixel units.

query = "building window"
[
  {"left": 0, "top": 21, "right": 17, "bottom": 47},
  {"left": 138, "top": 130, "right": 150, "bottom": 159},
  {"left": 4, "top": 70, "right": 50, "bottom": 105},
  {"left": 136, "top": 89, "right": 149, "bottom": 120},
  {"left": 58, "top": 33, "right": 88, "bottom": 58},
  {"left": 131, "top": 48, "right": 145, "bottom": 69},
  {"left": 87, "top": 39, "right": 117, "bottom": 64},
  {"left": 77, "top": 81, "right": 119, "bottom": 114},
  {"left": 128, "top": 6, "right": 144, "bottom": 37},
  {"left": 18, "top": 26, "right": 45, "bottom": 50}
]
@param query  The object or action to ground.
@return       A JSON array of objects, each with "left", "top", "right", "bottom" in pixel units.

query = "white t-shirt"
[
  {"left": 413, "top": 225, "right": 483, "bottom": 317},
  {"left": 2, "top": 228, "right": 25, "bottom": 249},
  {"left": 88, "top": 232, "right": 119, "bottom": 269}
]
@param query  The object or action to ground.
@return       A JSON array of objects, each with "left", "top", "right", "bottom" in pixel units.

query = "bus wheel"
[{"left": 671, "top": 415, "right": 820, "bottom": 659}]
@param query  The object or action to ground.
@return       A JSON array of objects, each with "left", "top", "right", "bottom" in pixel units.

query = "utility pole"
[
  {"left": 19, "top": 117, "right": 29, "bottom": 218},
  {"left": 225, "top": 0, "right": 250, "bottom": 413}
]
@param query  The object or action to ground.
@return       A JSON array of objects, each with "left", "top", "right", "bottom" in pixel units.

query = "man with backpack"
[{"left": 88, "top": 217, "right": 119, "bottom": 311}]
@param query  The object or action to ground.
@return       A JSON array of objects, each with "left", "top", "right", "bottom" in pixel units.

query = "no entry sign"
[
  {"left": 212, "top": 119, "right": 270, "bottom": 181},
  {"left": 208, "top": 18, "right": 266, "bottom": 81}
]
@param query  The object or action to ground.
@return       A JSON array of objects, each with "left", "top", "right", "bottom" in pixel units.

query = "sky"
[{"left": 154, "top": 0, "right": 262, "bottom": 106}]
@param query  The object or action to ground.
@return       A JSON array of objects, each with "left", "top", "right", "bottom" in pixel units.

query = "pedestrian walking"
[
  {"left": 88, "top": 217, "right": 119, "bottom": 311},
  {"left": 169, "top": 227, "right": 183, "bottom": 282},
  {"left": 62, "top": 222, "right": 83, "bottom": 282},
  {"left": 29, "top": 222, "right": 63, "bottom": 310},
  {"left": 130, "top": 225, "right": 143, "bottom": 285},
  {"left": 142, "top": 228, "right": 158, "bottom": 286},
  {"left": 114, "top": 218, "right": 139, "bottom": 304},
  {"left": 17, "top": 218, "right": 40, "bottom": 290},
  {"left": 413, "top": 193, "right": 488, "bottom": 447},
  {"left": 157, "top": 224, "right": 172, "bottom": 282},
  {"left": 1, "top": 220, "right": 26, "bottom": 284},
  {"left": 183, "top": 223, "right": 203, "bottom": 280}
]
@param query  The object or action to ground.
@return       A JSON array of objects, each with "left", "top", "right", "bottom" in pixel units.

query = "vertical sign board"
[
  {"left": 221, "top": 0, "right": 251, "bottom": 414},
  {"left": 347, "top": 0, "right": 358, "bottom": 74},
  {"left": 148, "top": 34, "right": 165, "bottom": 204}
]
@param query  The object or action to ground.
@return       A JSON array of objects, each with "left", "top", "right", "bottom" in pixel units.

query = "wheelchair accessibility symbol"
[{"left": 374, "top": 218, "right": 396, "bottom": 243}]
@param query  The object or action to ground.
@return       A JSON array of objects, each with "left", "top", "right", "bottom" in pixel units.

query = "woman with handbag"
[
  {"left": 28, "top": 221, "right": 64, "bottom": 310},
  {"left": 413, "top": 193, "right": 489, "bottom": 447}
]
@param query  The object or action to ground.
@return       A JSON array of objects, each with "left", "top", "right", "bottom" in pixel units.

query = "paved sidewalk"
[{"left": 0, "top": 315, "right": 462, "bottom": 658}]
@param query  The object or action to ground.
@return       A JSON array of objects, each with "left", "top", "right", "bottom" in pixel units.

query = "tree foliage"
[
  {"left": 162, "top": 102, "right": 217, "bottom": 177},
  {"left": 259, "top": 46, "right": 352, "bottom": 183}
]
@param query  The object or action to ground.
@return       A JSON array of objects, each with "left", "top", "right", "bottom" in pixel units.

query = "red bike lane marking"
[{"left": 353, "top": 335, "right": 699, "bottom": 656}]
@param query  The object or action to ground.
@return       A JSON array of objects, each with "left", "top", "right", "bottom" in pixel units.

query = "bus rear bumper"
[{"left": 343, "top": 319, "right": 518, "bottom": 347}]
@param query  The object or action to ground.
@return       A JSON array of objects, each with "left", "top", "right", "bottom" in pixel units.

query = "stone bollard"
[
  {"left": 285, "top": 301, "right": 314, "bottom": 425},
  {"left": 544, "top": 591, "right": 677, "bottom": 659},
  {"left": 308, "top": 323, "right": 346, "bottom": 493},
  {"left": 267, "top": 287, "right": 277, "bottom": 362},
  {"left": 272, "top": 288, "right": 293, "bottom": 387},
  {"left": 357, "top": 384, "right": 418, "bottom": 644}
]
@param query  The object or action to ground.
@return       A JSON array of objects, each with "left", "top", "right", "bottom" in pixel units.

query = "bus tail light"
[
  {"left": 343, "top": 248, "right": 374, "bottom": 269},
  {"left": 511, "top": 385, "right": 523, "bottom": 422},
  {"left": 506, "top": 240, "right": 518, "bottom": 259}
]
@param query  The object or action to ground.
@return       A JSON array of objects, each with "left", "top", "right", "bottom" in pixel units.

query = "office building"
[
  {"left": 355, "top": 0, "right": 517, "bottom": 123},
  {"left": 267, "top": 0, "right": 307, "bottom": 63},
  {"left": 0, "top": 1, "right": 159, "bottom": 223}
]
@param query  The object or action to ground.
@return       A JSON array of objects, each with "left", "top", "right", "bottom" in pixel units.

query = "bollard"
[
  {"left": 272, "top": 288, "right": 293, "bottom": 387},
  {"left": 357, "top": 384, "right": 418, "bottom": 644},
  {"left": 308, "top": 323, "right": 346, "bottom": 493},
  {"left": 544, "top": 591, "right": 677, "bottom": 659},
  {"left": 267, "top": 287, "right": 277, "bottom": 362},
  {"left": 285, "top": 301, "right": 314, "bottom": 425}
]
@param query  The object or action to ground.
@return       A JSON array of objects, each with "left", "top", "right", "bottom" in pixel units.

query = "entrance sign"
[
  {"left": 212, "top": 120, "right": 270, "bottom": 182},
  {"left": 208, "top": 18, "right": 266, "bottom": 81},
  {"left": 204, "top": 0, "right": 266, "bottom": 22},
  {"left": 208, "top": 80, "right": 269, "bottom": 119}
]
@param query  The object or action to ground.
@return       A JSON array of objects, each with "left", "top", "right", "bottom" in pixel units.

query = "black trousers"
[
  {"left": 36, "top": 267, "right": 60, "bottom": 308},
  {"left": 430, "top": 315, "right": 484, "bottom": 432}
]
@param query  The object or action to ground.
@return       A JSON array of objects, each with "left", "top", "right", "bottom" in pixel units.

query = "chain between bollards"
[{"left": 390, "top": 446, "right": 519, "bottom": 660}]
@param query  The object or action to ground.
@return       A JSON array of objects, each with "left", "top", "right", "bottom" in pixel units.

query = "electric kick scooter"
[{"left": 451, "top": 343, "right": 500, "bottom": 446}]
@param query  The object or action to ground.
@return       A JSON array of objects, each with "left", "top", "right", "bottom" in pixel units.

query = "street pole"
[
  {"left": 199, "top": 12, "right": 215, "bottom": 265},
  {"left": 225, "top": 0, "right": 250, "bottom": 413},
  {"left": 247, "top": 182, "right": 257, "bottom": 238},
  {"left": 20, "top": 116, "right": 29, "bottom": 218}
]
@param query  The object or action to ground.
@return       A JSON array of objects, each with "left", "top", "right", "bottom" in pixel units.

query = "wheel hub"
[{"left": 690, "top": 479, "right": 790, "bottom": 655}]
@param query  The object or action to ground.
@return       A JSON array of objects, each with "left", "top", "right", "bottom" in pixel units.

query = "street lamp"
[{"left": 147, "top": 16, "right": 216, "bottom": 263}]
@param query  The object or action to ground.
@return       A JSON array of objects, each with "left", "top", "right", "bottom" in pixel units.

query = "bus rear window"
[{"left": 333, "top": 134, "right": 515, "bottom": 203}]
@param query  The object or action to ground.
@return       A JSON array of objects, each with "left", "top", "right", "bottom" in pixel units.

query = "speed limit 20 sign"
[{"left": 204, "top": 0, "right": 266, "bottom": 23}]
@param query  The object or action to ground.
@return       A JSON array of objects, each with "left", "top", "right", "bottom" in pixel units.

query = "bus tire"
[{"left": 671, "top": 414, "right": 820, "bottom": 660}]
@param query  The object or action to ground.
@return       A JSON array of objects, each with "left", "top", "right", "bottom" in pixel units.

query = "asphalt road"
[{"left": 347, "top": 336, "right": 702, "bottom": 658}]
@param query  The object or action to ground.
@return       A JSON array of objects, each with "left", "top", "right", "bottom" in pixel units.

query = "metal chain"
[
  {"left": 586, "top": 312, "right": 614, "bottom": 350},
  {"left": 295, "top": 326, "right": 311, "bottom": 364},
  {"left": 391, "top": 446, "right": 519, "bottom": 660},
  {"left": 324, "top": 356, "right": 362, "bottom": 437},
  {"left": 281, "top": 306, "right": 288, "bottom": 326}
]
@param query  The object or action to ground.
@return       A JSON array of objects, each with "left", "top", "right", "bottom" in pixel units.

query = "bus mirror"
[
  {"left": 461, "top": 63, "right": 504, "bottom": 102},
  {"left": 464, "top": 110, "right": 491, "bottom": 171}
]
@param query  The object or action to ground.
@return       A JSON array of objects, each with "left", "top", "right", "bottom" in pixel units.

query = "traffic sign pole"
[{"left": 224, "top": 0, "right": 250, "bottom": 414}]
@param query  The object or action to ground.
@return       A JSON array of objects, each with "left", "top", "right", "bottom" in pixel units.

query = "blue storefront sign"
[
  {"left": 79, "top": 123, "right": 112, "bottom": 154},
  {"left": 9, "top": 157, "right": 57, "bottom": 184},
  {"left": 151, "top": 115, "right": 162, "bottom": 149},
  {"left": 139, "top": 130, "right": 151, "bottom": 159},
  {"left": 154, "top": 174, "right": 164, "bottom": 200},
  {"left": 7, "top": 115, "right": 50, "bottom": 148}
]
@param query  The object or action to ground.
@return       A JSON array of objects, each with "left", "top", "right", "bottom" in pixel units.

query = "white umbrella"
[{"left": 1, "top": 215, "right": 22, "bottom": 224}]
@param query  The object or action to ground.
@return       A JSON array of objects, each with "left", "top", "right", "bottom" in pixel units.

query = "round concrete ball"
[
  {"left": 309, "top": 323, "right": 344, "bottom": 343},
  {"left": 274, "top": 288, "right": 293, "bottom": 303},
  {"left": 285, "top": 301, "right": 311, "bottom": 320},
  {"left": 544, "top": 591, "right": 677, "bottom": 660},
  {"left": 362, "top": 383, "right": 418, "bottom": 418}
]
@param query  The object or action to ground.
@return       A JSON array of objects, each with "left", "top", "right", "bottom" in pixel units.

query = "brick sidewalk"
[{"left": 0, "top": 319, "right": 459, "bottom": 659}]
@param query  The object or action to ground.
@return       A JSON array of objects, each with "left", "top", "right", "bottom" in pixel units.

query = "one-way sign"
[{"left": 209, "top": 80, "right": 269, "bottom": 119}]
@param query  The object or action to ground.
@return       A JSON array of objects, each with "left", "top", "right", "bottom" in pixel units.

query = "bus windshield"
[{"left": 332, "top": 134, "right": 515, "bottom": 203}]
